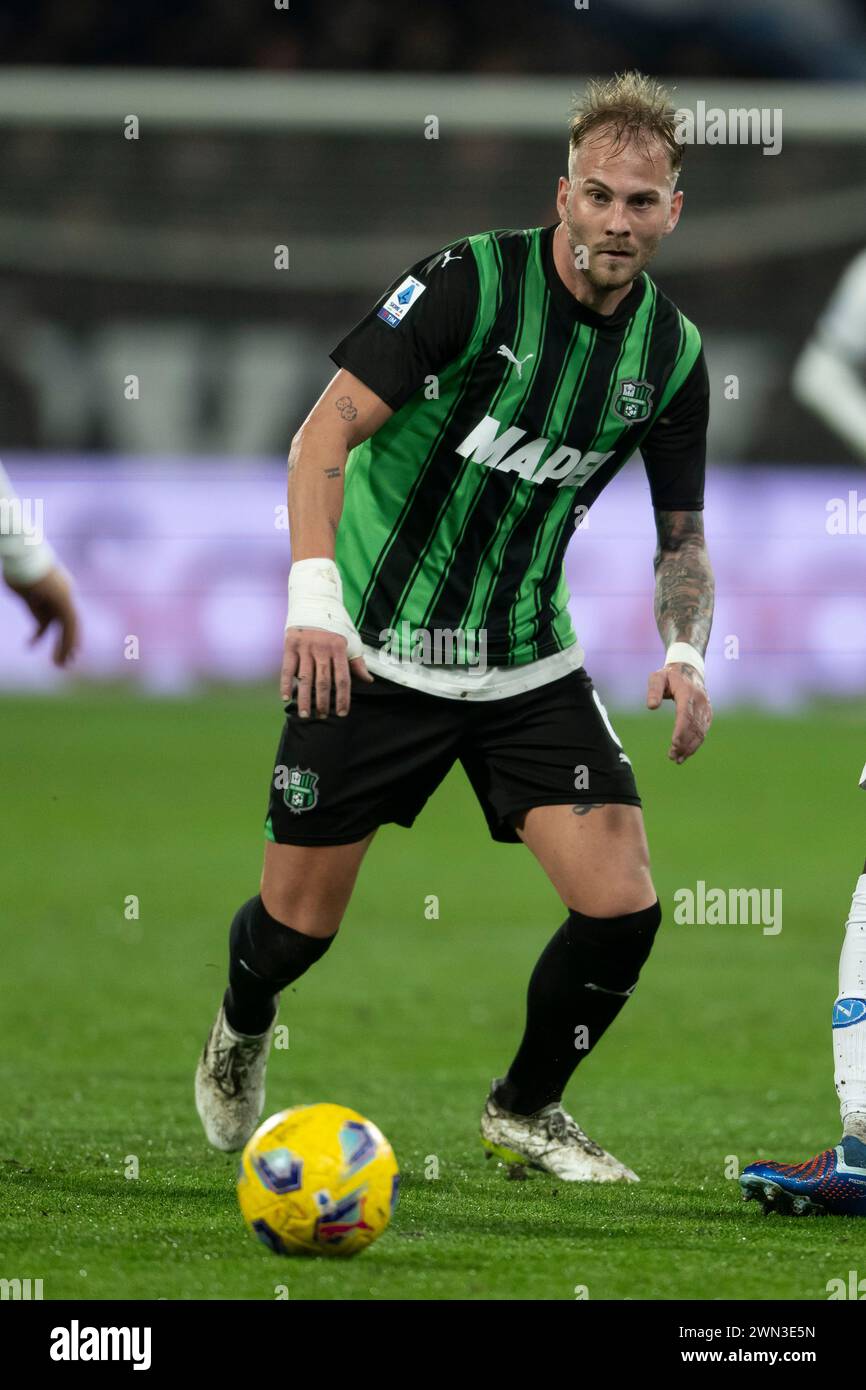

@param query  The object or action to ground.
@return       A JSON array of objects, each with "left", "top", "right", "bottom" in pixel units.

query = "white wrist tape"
[
  {"left": 664, "top": 641, "right": 705, "bottom": 679},
  {"left": 285, "top": 558, "right": 363, "bottom": 660}
]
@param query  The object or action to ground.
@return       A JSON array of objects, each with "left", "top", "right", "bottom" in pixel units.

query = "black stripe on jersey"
[
  {"left": 475, "top": 324, "right": 593, "bottom": 658},
  {"left": 529, "top": 288, "right": 695, "bottom": 656},
  {"left": 438, "top": 292, "right": 575, "bottom": 644},
  {"left": 642, "top": 300, "right": 687, "bottom": 428},
  {"left": 525, "top": 322, "right": 633, "bottom": 654},
  {"left": 558, "top": 290, "right": 682, "bottom": 511},
  {"left": 353, "top": 235, "right": 506, "bottom": 636},
  {"left": 420, "top": 234, "right": 550, "bottom": 634},
  {"left": 361, "top": 231, "right": 532, "bottom": 640}
]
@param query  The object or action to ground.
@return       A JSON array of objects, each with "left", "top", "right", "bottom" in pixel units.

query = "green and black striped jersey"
[{"left": 331, "top": 225, "right": 708, "bottom": 666}]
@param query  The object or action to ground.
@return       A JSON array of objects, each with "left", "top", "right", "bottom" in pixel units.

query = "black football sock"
[
  {"left": 223, "top": 894, "right": 336, "bottom": 1036},
  {"left": 495, "top": 900, "right": 662, "bottom": 1116}
]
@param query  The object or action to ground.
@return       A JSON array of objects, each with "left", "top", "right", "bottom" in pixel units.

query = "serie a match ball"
[{"left": 237, "top": 1103, "right": 399, "bottom": 1257}]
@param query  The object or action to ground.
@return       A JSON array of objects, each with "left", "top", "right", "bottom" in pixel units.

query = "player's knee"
[
  {"left": 570, "top": 862, "right": 655, "bottom": 918},
  {"left": 620, "top": 861, "right": 656, "bottom": 915},
  {"left": 259, "top": 884, "right": 343, "bottom": 939}
]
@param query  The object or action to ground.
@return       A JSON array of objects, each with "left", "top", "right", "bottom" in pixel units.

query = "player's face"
[{"left": 557, "top": 131, "right": 683, "bottom": 292}]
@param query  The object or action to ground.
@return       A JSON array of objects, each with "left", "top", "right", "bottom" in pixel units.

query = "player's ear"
[
  {"left": 665, "top": 188, "right": 684, "bottom": 234},
  {"left": 556, "top": 176, "right": 570, "bottom": 217}
]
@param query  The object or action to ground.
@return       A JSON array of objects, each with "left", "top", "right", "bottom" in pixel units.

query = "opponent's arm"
[
  {"left": 791, "top": 338, "right": 866, "bottom": 460},
  {"left": 646, "top": 507, "right": 714, "bottom": 763},
  {"left": 0, "top": 462, "right": 80, "bottom": 666},
  {"left": 283, "top": 368, "right": 392, "bottom": 718},
  {"left": 791, "top": 249, "right": 866, "bottom": 460}
]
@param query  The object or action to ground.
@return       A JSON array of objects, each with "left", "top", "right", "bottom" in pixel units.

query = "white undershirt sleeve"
[{"left": 0, "top": 462, "right": 55, "bottom": 585}]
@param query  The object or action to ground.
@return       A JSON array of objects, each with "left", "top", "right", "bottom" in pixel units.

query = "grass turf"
[{"left": 1, "top": 687, "right": 864, "bottom": 1300}]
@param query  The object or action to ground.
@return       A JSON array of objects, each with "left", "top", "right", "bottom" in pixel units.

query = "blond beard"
[{"left": 564, "top": 210, "right": 658, "bottom": 292}]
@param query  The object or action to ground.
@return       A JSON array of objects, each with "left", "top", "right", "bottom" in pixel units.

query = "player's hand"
[
  {"left": 5, "top": 565, "right": 80, "bottom": 666},
  {"left": 646, "top": 662, "right": 712, "bottom": 764},
  {"left": 280, "top": 626, "right": 372, "bottom": 718}
]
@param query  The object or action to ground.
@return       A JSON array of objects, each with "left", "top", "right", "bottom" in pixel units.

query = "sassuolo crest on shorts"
[{"left": 284, "top": 767, "right": 319, "bottom": 814}]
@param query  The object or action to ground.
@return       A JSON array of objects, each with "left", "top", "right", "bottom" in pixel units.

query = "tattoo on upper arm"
[
  {"left": 652, "top": 509, "right": 714, "bottom": 656},
  {"left": 572, "top": 803, "right": 604, "bottom": 817},
  {"left": 335, "top": 395, "right": 358, "bottom": 422}
]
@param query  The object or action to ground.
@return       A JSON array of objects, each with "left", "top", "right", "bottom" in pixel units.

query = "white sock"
[
  {"left": 834, "top": 874, "right": 866, "bottom": 1131},
  {"left": 843, "top": 1112, "right": 866, "bottom": 1143}
]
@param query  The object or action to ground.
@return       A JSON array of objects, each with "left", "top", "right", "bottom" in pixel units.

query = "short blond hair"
[{"left": 568, "top": 71, "right": 682, "bottom": 181}]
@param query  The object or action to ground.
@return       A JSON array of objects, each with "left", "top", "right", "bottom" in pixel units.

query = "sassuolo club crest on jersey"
[
  {"left": 284, "top": 767, "right": 319, "bottom": 814},
  {"left": 614, "top": 378, "right": 655, "bottom": 423}
]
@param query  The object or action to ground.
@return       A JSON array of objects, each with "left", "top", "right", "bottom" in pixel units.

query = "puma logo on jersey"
[
  {"left": 456, "top": 413, "right": 613, "bottom": 489},
  {"left": 440, "top": 249, "right": 462, "bottom": 268},
  {"left": 497, "top": 345, "right": 534, "bottom": 378}
]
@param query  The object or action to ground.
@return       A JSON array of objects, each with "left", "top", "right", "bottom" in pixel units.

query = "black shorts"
[
  {"left": 268, "top": 664, "right": 639, "bottom": 845},
  {"left": 265, "top": 666, "right": 641, "bottom": 847}
]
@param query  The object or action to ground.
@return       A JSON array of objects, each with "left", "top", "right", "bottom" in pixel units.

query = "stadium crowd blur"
[
  {"left": 0, "top": 0, "right": 863, "bottom": 462},
  {"left": 3, "top": 0, "right": 866, "bottom": 79}
]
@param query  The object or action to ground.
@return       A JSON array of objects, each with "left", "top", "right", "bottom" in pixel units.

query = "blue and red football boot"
[{"left": 740, "top": 1135, "right": 866, "bottom": 1216}]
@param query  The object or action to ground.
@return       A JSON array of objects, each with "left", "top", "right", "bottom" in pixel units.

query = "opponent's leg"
[
  {"left": 482, "top": 803, "right": 660, "bottom": 1181},
  {"left": 196, "top": 835, "right": 374, "bottom": 1151},
  {"left": 834, "top": 863, "right": 866, "bottom": 1144},
  {"left": 740, "top": 861, "right": 866, "bottom": 1216}
]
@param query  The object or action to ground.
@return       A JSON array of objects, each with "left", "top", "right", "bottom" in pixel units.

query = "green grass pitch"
[{"left": 1, "top": 687, "right": 865, "bottom": 1300}]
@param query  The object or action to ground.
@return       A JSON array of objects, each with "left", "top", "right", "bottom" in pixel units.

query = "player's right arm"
[
  {"left": 283, "top": 237, "right": 478, "bottom": 719},
  {"left": 281, "top": 369, "right": 392, "bottom": 719}
]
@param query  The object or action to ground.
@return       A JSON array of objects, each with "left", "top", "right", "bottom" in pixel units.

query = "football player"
[
  {"left": 738, "top": 256, "right": 866, "bottom": 1216},
  {"left": 196, "top": 72, "right": 715, "bottom": 1181},
  {"left": 740, "top": 839, "right": 866, "bottom": 1216}
]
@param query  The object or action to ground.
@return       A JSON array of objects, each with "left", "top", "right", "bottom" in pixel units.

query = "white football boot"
[
  {"left": 480, "top": 1079, "right": 639, "bottom": 1182},
  {"left": 195, "top": 1002, "right": 275, "bottom": 1152}
]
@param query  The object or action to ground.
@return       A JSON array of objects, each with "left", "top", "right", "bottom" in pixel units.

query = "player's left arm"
[
  {"left": 647, "top": 507, "right": 714, "bottom": 763},
  {"left": 639, "top": 344, "right": 714, "bottom": 763}
]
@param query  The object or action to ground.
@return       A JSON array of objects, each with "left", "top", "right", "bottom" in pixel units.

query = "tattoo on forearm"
[
  {"left": 335, "top": 395, "right": 358, "bottom": 422},
  {"left": 653, "top": 510, "right": 714, "bottom": 657},
  {"left": 323, "top": 466, "right": 341, "bottom": 478},
  {"left": 572, "top": 803, "right": 604, "bottom": 817}
]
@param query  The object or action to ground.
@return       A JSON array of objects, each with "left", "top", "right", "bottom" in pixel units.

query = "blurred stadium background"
[
  {"left": 2, "top": 2, "right": 866, "bottom": 702},
  {"left": 3, "top": 0, "right": 866, "bottom": 1307}
]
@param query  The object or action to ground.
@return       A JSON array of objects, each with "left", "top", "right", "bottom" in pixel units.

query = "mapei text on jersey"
[{"left": 456, "top": 414, "right": 614, "bottom": 489}]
